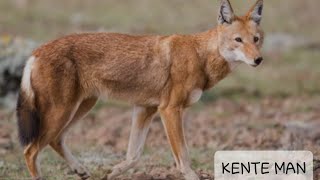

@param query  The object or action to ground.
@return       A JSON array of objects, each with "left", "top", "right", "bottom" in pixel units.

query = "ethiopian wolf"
[{"left": 17, "top": 0, "right": 264, "bottom": 179}]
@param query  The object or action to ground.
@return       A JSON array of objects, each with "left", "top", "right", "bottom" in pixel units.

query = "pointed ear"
[
  {"left": 247, "top": 0, "right": 263, "bottom": 25},
  {"left": 218, "top": 0, "right": 235, "bottom": 25}
]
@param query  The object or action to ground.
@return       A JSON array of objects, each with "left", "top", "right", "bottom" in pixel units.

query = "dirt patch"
[
  {"left": 1, "top": 96, "right": 320, "bottom": 179},
  {"left": 0, "top": 110, "right": 14, "bottom": 155},
  {"left": 75, "top": 97, "right": 320, "bottom": 150},
  {"left": 65, "top": 96, "right": 320, "bottom": 179}
]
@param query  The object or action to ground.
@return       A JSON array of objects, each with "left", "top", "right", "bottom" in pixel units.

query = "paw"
[
  {"left": 106, "top": 169, "right": 119, "bottom": 180},
  {"left": 107, "top": 160, "right": 136, "bottom": 180},
  {"left": 101, "top": 169, "right": 112, "bottom": 180},
  {"left": 33, "top": 177, "right": 45, "bottom": 180},
  {"left": 73, "top": 166, "right": 91, "bottom": 180}
]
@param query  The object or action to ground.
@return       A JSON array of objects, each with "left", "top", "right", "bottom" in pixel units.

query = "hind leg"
[
  {"left": 50, "top": 137, "right": 90, "bottom": 180},
  {"left": 23, "top": 142, "right": 44, "bottom": 180},
  {"left": 50, "top": 97, "right": 98, "bottom": 179},
  {"left": 106, "top": 106, "right": 157, "bottom": 180},
  {"left": 24, "top": 101, "right": 81, "bottom": 180}
]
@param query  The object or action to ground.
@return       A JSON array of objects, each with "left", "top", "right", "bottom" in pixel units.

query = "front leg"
[
  {"left": 105, "top": 106, "right": 157, "bottom": 180},
  {"left": 159, "top": 106, "right": 199, "bottom": 180}
]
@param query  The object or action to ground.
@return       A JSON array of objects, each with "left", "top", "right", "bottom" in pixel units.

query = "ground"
[
  {"left": 1, "top": 95, "right": 320, "bottom": 179},
  {"left": 0, "top": 0, "right": 320, "bottom": 179}
]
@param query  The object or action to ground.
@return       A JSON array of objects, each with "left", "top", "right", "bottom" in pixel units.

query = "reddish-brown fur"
[{"left": 17, "top": 1, "right": 264, "bottom": 179}]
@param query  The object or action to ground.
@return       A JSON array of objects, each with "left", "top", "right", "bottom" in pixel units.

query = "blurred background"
[{"left": 0, "top": 0, "right": 319, "bottom": 179}]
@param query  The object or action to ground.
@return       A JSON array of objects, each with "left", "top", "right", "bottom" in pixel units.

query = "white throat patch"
[{"left": 188, "top": 88, "right": 203, "bottom": 105}]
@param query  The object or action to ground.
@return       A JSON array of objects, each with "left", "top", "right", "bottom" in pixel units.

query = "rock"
[{"left": 0, "top": 35, "right": 38, "bottom": 107}]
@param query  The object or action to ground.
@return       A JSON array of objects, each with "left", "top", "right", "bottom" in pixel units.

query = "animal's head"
[{"left": 217, "top": 0, "right": 264, "bottom": 67}]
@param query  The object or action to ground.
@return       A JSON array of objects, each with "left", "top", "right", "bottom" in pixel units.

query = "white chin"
[
  {"left": 241, "top": 60, "right": 257, "bottom": 67},
  {"left": 246, "top": 62, "right": 258, "bottom": 67}
]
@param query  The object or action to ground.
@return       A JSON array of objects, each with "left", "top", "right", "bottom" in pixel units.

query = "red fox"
[{"left": 16, "top": 0, "right": 264, "bottom": 179}]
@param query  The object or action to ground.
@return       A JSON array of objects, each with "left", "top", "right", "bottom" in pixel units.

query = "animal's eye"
[
  {"left": 235, "top": 37, "right": 243, "bottom": 43},
  {"left": 254, "top": 36, "right": 259, "bottom": 43}
]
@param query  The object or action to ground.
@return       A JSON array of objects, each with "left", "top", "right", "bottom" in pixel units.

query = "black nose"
[{"left": 254, "top": 57, "right": 263, "bottom": 65}]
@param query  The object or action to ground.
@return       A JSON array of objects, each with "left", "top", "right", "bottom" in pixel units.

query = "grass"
[
  {"left": 0, "top": 0, "right": 319, "bottom": 41},
  {"left": 1, "top": 0, "right": 320, "bottom": 179},
  {"left": 0, "top": 143, "right": 119, "bottom": 180},
  {"left": 1, "top": 143, "right": 213, "bottom": 180}
]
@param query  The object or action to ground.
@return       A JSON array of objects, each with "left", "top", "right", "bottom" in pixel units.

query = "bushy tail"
[{"left": 16, "top": 56, "right": 40, "bottom": 146}]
